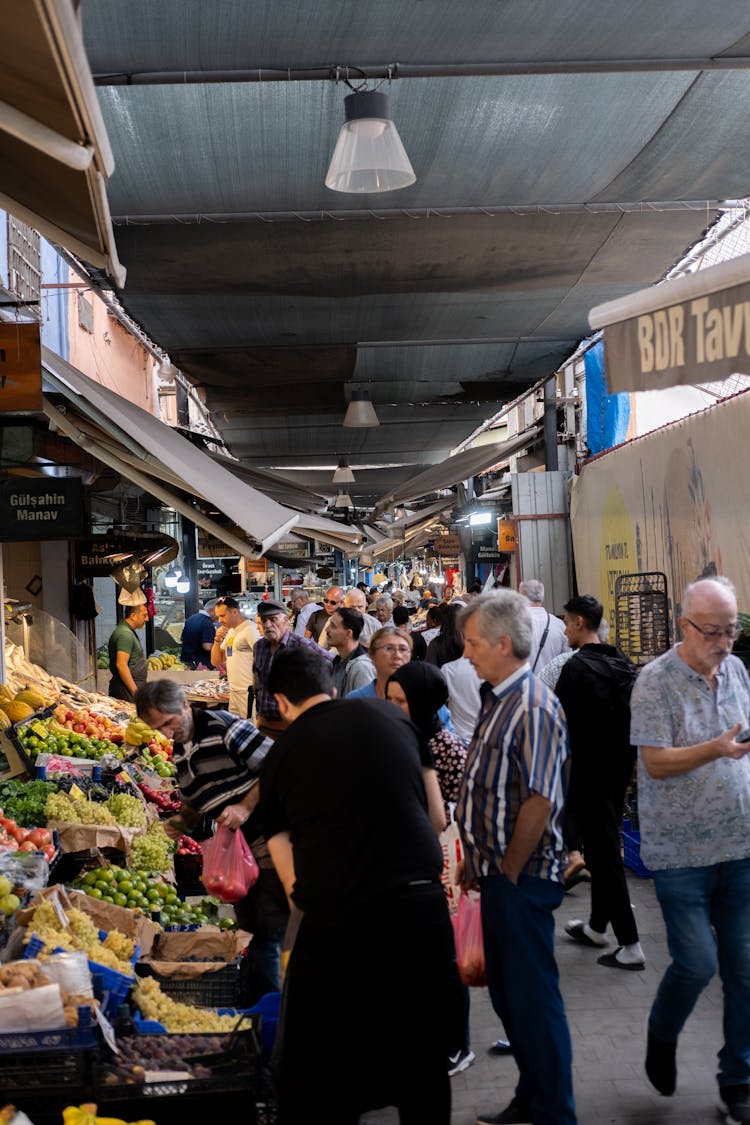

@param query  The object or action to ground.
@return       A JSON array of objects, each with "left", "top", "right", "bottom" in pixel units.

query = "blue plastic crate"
[
  {"left": 132, "top": 998, "right": 279, "bottom": 1054},
  {"left": 0, "top": 1004, "right": 98, "bottom": 1052},
  {"left": 622, "top": 821, "right": 653, "bottom": 878},
  {"left": 24, "top": 931, "right": 138, "bottom": 1017}
]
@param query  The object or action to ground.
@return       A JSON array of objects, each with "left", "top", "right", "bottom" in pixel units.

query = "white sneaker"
[{"left": 448, "top": 1048, "right": 476, "bottom": 1076}]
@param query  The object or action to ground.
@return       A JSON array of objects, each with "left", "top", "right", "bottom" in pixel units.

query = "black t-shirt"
[{"left": 259, "top": 698, "right": 442, "bottom": 923}]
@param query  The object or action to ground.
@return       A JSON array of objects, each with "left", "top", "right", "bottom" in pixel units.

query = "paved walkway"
[{"left": 363, "top": 871, "right": 724, "bottom": 1125}]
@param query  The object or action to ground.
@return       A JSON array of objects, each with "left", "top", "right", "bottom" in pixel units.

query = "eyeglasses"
[
  {"left": 683, "top": 617, "right": 740, "bottom": 641},
  {"left": 323, "top": 598, "right": 341, "bottom": 605},
  {"left": 374, "top": 645, "right": 412, "bottom": 656}
]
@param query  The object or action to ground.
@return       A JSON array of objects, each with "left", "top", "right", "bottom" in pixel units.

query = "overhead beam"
[
  {"left": 111, "top": 200, "right": 732, "bottom": 224},
  {"left": 94, "top": 56, "right": 750, "bottom": 86}
]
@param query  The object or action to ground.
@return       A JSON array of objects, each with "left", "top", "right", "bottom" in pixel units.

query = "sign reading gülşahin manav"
[{"left": 0, "top": 477, "right": 83, "bottom": 539}]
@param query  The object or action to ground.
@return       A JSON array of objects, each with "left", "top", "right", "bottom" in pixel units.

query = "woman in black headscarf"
[{"left": 386, "top": 661, "right": 467, "bottom": 822}]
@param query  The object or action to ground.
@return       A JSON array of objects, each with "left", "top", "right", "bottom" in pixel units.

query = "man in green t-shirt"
[{"left": 108, "top": 602, "right": 149, "bottom": 701}]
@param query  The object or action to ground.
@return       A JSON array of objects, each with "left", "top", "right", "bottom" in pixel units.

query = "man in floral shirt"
[{"left": 630, "top": 576, "right": 750, "bottom": 1124}]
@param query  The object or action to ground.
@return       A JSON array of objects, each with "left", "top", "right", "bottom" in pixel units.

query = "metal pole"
[
  {"left": 543, "top": 377, "right": 559, "bottom": 471},
  {"left": 93, "top": 56, "right": 750, "bottom": 87}
]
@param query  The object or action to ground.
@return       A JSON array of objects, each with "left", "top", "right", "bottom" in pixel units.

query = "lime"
[
  {"left": 88, "top": 887, "right": 103, "bottom": 899},
  {"left": 94, "top": 879, "right": 109, "bottom": 892},
  {"left": 102, "top": 895, "right": 115, "bottom": 904},
  {"left": 114, "top": 893, "right": 128, "bottom": 907}
]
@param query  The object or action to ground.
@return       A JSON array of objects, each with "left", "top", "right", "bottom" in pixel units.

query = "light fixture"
[
  {"left": 469, "top": 511, "right": 493, "bottom": 527},
  {"left": 164, "top": 566, "right": 181, "bottom": 589},
  {"left": 334, "top": 491, "right": 354, "bottom": 509},
  {"left": 175, "top": 577, "right": 190, "bottom": 594},
  {"left": 343, "top": 388, "right": 380, "bottom": 428},
  {"left": 325, "top": 89, "right": 416, "bottom": 194},
  {"left": 332, "top": 459, "right": 355, "bottom": 484}
]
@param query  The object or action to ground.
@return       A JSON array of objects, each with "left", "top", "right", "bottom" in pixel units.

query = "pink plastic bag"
[
  {"left": 451, "top": 892, "right": 487, "bottom": 987},
  {"left": 201, "top": 824, "right": 259, "bottom": 902}
]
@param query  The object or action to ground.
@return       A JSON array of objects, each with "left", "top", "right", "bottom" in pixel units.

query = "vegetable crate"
[
  {"left": 135, "top": 958, "right": 241, "bottom": 1008},
  {"left": 0, "top": 1008, "right": 98, "bottom": 1102},
  {"left": 622, "top": 820, "right": 653, "bottom": 878},
  {"left": 24, "top": 931, "right": 138, "bottom": 1017}
]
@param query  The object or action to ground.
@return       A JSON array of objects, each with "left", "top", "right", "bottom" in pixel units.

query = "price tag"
[
  {"left": 144, "top": 1069, "right": 192, "bottom": 1082},
  {"left": 115, "top": 771, "right": 131, "bottom": 785},
  {"left": 69, "top": 783, "right": 86, "bottom": 802},
  {"left": 94, "top": 1005, "right": 119, "bottom": 1054},
  {"left": 49, "top": 889, "right": 69, "bottom": 928}
]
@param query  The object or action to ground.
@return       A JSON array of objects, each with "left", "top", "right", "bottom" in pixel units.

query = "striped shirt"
[
  {"left": 456, "top": 664, "right": 570, "bottom": 884},
  {"left": 174, "top": 707, "right": 272, "bottom": 815}
]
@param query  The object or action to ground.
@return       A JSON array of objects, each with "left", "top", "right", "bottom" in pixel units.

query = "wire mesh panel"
[{"left": 614, "top": 572, "right": 670, "bottom": 667}]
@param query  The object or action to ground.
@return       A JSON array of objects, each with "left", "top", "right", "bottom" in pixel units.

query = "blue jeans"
[
  {"left": 650, "top": 856, "right": 750, "bottom": 1088},
  {"left": 481, "top": 874, "right": 577, "bottom": 1125}
]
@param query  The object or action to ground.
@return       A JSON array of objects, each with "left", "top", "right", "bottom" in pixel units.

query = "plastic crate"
[
  {"left": 136, "top": 958, "right": 241, "bottom": 1008},
  {"left": 246, "top": 991, "right": 281, "bottom": 1055},
  {"left": 132, "top": 1006, "right": 254, "bottom": 1035},
  {"left": 96, "top": 1027, "right": 262, "bottom": 1101},
  {"left": 0, "top": 1005, "right": 98, "bottom": 1052},
  {"left": 622, "top": 820, "right": 652, "bottom": 878},
  {"left": 24, "top": 931, "right": 138, "bottom": 1017}
]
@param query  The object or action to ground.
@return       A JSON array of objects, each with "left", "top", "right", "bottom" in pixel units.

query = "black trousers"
[{"left": 579, "top": 755, "right": 638, "bottom": 946}]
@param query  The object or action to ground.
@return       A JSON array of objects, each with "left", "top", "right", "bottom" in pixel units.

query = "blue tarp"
[{"left": 585, "top": 339, "right": 630, "bottom": 454}]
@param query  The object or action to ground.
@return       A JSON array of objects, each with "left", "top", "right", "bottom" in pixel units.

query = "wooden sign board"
[{"left": 0, "top": 323, "right": 42, "bottom": 412}]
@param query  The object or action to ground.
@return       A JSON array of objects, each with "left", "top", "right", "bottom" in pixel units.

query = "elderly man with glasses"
[{"left": 630, "top": 576, "right": 750, "bottom": 1123}]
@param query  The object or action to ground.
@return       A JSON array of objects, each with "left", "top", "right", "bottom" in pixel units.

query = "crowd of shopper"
[{"left": 158, "top": 573, "right": 750, "bottom": 1125}]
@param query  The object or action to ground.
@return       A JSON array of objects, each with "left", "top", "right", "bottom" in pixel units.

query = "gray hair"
[
  {"left": 375, "top": 595, "right": 393, "bottom": 612},
  {"left": 458, "top": 590, "right": 533, "bottom": 660},
  {"left": 519, "top": 578, "right": 544, "bottom": 605},
  {"left": 135, "top": 678, "right": 186, "bottom": 718},
  {"left": 682, "top": 575, "right": 736, "bottom": 616}
]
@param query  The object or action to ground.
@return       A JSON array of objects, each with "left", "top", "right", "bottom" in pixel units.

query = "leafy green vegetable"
[{"left": 0, "top": 778, "right": 59, "bottom": 827}]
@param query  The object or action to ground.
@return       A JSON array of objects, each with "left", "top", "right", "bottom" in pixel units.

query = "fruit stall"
[{"left": 0, "top": 643, "right": 278, "bottom": 1124}]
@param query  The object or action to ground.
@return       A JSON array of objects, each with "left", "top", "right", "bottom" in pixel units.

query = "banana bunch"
[
  {"left": 147, "top": 653, "right": 185, "bottom": 671},
  {"left": 124, "top": 718, "right": 169, "bottom": 747}
]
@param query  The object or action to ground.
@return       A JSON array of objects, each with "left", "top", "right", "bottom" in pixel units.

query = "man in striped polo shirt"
[
  {"left": 456, "top": 591, "right": 576, "bottom": 1125},
  {"left": 135, "top": 678, "right": 287, "bottom": 1005}
]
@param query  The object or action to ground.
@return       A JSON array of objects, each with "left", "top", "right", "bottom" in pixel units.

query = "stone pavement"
[{"left": 362, "top": 871, "right": 724, "bottom": 1125}]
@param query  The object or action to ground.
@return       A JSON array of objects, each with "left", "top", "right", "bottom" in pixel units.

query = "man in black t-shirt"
[{"left": 260, "top": 647, "right": 453, "bottom": 1125}]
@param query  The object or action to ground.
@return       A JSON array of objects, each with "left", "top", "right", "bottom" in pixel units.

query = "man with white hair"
[
  {"left": 630, "top": 576, "right": 750, "bottom": 1122},
  {"left": 519, "top": 578, "right": 569, "bottom": 673},
  {"left": 456, "top": 590, "right": 576, "bottom": 1125}
]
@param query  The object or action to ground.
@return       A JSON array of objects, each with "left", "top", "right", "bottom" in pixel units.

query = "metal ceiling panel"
[
  {"left": 83, "top": 1, "right": 750, "bottom": 72},
  {"left": 73, "top": 2, "right": 750, "bottom": 508}
]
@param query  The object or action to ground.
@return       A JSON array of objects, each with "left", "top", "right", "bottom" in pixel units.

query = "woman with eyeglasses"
[{"left": 347, "top": 626, "right": 413, "bottom": 699}]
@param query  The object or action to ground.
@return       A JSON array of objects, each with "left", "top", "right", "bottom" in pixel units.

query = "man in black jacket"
[{"left": 555, "top": 595, "right": 646, "bottom": 970}]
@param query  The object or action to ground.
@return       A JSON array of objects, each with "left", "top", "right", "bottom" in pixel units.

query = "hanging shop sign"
[
  {"left": 245, "top": 557, "right": 270, "bottom": 574},
  {"left": 0, "top": 476, "right": 82, "bottom": 538},
  {"left": 433, "top": 534, "right": 461, "bottom": 556},
  {"left": 74, "top": 532, "right": 179, "bottom": 576},
  {"left": 472, "top": 543, "right": 509, "bottom": 564},
  {"left": 589, "top": 257, "right": 750, "bottom": 394},
  {"left": 497, "top": 519, "right": 517, "bottom": 552},
  {"left": 0, "top": 323, "right": 42, "bottom": 412}
]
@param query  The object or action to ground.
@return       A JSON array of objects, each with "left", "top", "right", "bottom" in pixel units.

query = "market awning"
[
  {"left": 41, "top": 349, "right": 361, "bottom": 554},
  {"left": 374, "top": 427, "right": 542, "bottom": 514},
  {"left": 589, "top": 251, "right": 750, "bottom": 393},
  {"left": 0, "top": 0, "right": 124, "bottom": 286}
]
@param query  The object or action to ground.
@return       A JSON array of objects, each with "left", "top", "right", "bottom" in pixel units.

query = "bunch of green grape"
[
  {"left": 44, "top": 791, "right": 116, "bottom": 826},
  {"left": 106, "top": 792, "right": 147, "bottom": 828},
  {"left": 130, "top": 821, "right": 175, "bottom": 872}
]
